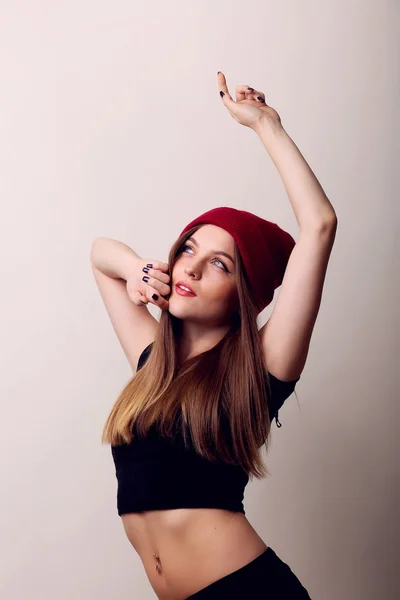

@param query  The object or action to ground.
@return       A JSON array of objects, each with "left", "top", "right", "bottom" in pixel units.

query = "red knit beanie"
[{"left": 179, "top": 206, "right": 296, "bottom": 313}]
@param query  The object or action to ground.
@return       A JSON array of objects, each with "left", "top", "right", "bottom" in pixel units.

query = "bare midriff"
[{"left": 121, "top": 507, "right": 268, "bottom": 600}]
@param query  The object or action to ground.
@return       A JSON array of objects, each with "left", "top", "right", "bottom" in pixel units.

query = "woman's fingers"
[
  {"left": 147, "top": 267, "right": 170, "bottom": 285},
  {"left": 217, "top": 73, "right": 265, "bottom": 104},
  {"left": 236, "top": 84, "right": 265, "bottom": 103},
  {"left": 132, "top": 259, "right": 171, "bottom": 309},
  {"left": 142, "top": 269, "right": 170, "bottom": 294},
  {"left": 234, "top": 84, "right": 256, "bottom": 102},
  {"left": 217, "top": 72, "right": 235, "bottom": 103},
  {"left": 141, "top": 268, "right": 171, "bottom": 310},
  {"left": 144, "top": 283, "right": 169, "bottom": 310}
]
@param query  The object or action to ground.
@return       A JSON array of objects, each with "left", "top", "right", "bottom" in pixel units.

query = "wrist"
[{"left": 253, "top": 116, "right": 284, "bottom": 138}]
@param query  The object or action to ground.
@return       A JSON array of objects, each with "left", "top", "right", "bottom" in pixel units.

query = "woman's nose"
[{"left": 185, "top": 267, "right": 199, "bottom": 278}]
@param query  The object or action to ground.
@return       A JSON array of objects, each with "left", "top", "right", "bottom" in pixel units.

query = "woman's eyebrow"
[{"left": 187, "top": 236, "right": 235, "bottom": 265}]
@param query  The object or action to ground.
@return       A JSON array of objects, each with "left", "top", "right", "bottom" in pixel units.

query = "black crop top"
[{"left": 111, "top": 343, "right": 300, "bottom": 516}]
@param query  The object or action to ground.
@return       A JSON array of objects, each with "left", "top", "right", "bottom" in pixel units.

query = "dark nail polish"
[
  {"left": 220, "top": 91, "right": 225, "bottom": 97},
  {"left": 142, "top": 267, "right": 149, "bottom": 273},
  {"left": 257, "top": 96, "right": 264, "bottom": 102},
  {"left": 146, "top": 263, "right": 153, "bottom": 268},
  {"left": 142, "top": 276, "right": 149, "bottom": 282},
  {"left": 248, "top": 87, "right": 254, "bottom": 91},
  {"left": 152, "top": 293, "right": 159, "bottom": 301}
]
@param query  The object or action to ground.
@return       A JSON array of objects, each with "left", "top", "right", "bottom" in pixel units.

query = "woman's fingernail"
[
  {"left": 146, "top": 263, "right": 153, "bottom": 268},
  {"left": 257, "top": 96, "right": 264, "bottom": 102},
  {"left": 248, "top": 87, "right": 254, "bottom": 91},
  {"left": 142, "top": 267, "right": 149, "bottom": 273},
  {"left": 220, "top": 91, "right": 225, "bottom": 97},
  {"left": 142, "top": 276, "right": 149, "bottom": 282},
  {"left": 152, "top": 293, "right": 159, "bottom": 301}
]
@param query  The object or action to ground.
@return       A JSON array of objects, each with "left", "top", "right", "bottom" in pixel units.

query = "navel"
[{"left": 153, "top": 551, "right": 162, "bottom": 573}]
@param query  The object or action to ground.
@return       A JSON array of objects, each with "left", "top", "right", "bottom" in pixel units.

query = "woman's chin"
[
  {"left": 167, "top": 296, "right": 186, "bottom": 315},
  {"left": 168, "top": 296, "right": 200, "bottom": 320}
]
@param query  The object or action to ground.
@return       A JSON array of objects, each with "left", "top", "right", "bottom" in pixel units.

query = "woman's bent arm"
[
  {"left": 90, "top": 237, "right": 142, "bottom": 281},
  {"left": 90, "top": 238, "right": 158, "bottom": 372}
]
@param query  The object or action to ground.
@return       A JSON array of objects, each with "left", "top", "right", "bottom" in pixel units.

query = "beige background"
[{"left": 1, "top": 1, "right": 398, "bottom": 598}]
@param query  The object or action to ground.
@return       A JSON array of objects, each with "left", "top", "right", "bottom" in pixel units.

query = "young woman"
[{"left": 91, "top": 72, "right": 337, "bottom": 599}]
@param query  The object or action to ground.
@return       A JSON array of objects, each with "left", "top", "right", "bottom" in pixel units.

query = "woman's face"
[{"left": 169, "top": 224, "right": 239, "bottom": 326}]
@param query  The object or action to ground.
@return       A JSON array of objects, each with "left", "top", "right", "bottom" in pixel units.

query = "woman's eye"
[
  {"left": 181, "top": 245, "right": 228, "bottom": 271},
  {"left": 214, "top": 258, "right": 226, "bottom": 270}
]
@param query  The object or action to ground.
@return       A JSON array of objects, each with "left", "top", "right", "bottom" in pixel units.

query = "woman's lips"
[{"left": 175, "top": 284, "right": 196, "bottom": 297}]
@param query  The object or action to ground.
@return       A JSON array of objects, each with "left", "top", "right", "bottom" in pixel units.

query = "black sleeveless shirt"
[{"left": 111, "top": 343, "right": 300, "bottom": 516}]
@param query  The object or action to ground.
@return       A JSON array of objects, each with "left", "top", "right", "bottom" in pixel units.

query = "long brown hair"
[{"left": 102, "top": 224, "right": 277, "bottom": 479}]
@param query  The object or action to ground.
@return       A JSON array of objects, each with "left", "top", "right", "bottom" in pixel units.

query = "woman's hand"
[
  {"left": 217, "top": 71, "right": 281, "bottom": 131},
  {"left": 126, "top": 259, "right": 171, "bottom": 311}
]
